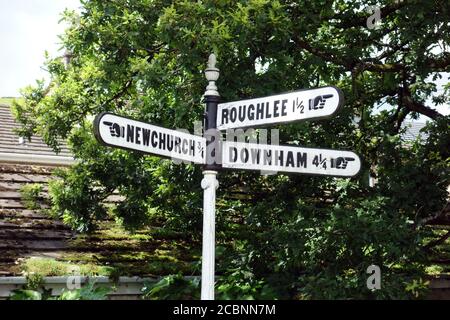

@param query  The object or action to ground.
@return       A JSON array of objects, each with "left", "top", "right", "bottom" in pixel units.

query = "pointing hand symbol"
[
  {"left": 103, "top": 121, "right": 123, "bottom": 137},
  {"left": 310, "top": 94, "right": 333, "bottom": 110}
]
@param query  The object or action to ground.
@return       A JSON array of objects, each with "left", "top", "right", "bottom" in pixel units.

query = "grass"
[
  {"left": 21, "top": 257, "right": 115, "bottom": 277},
  {"left": 20, "top": 251, "right": 198, "bottom": 278}
]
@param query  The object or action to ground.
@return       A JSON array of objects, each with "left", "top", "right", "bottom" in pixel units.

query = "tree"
[{"left": 13, "top": 0, "right": 449, "bottom": 299}]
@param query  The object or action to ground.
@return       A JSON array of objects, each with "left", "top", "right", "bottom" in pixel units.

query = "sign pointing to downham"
[
  {"left": 93, "top": 112, "right": 206, "bottom": 164},
  {"left": 222, "top": 141, "right": 361, "bottom": 177},
  {"left": 217, "top": 86, "right": 343, "bottom": 130}
]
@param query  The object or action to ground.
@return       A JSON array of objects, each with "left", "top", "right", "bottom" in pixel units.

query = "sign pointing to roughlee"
[
  {"left": 222, "top": 141, "right": 361, "bottom": 177},
  {"left": 217, "top": 86, "right": 343, "bottom": 130},
  {"left": 93, "top": 112, "right": 206, "bottom": 164}
]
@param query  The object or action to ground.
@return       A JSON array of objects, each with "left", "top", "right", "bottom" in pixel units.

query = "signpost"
[
  {"left": 93, "top": 54, "right": 362, "bottom": 301},
  {"left": 217, "top": 86, "right": 343, "bottom": 130}
]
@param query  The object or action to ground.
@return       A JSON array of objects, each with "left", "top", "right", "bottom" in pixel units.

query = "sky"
[
  {"left": 0, "top": 0, "right": 81, "bottom": 97},
  {"left": 0, "top": 1, "right": 447, "bottom": 120}
]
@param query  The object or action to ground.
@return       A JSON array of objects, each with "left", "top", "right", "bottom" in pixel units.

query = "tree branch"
[
  {"left": 419, "top": 202, "right": 450, "bottom": 226},
  {"left": 424, "top": 52, "right": 450, "bottom": 70},
  {"left": 293, "top": 37, "right": 352, "bottom": 68},
  {"left": 423, "top": 230, "right": 450, "bottom": 251},
  {"left": 99, "top": 44, "right": 164, "bottom": 109},
  {"left": 293, "top": 36, "right": 405, "bottom": 73},
  {"left": 360, "top": 61, "right": 404, "bottom": 72},
  {"left": 400, "top": 88, "right": 444, "bottom": 120},
  {"left": 101, "top": 73, "right": 136, "bottom": 109}
]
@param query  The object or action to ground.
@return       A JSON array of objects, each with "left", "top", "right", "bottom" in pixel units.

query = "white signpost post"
[{"left": 93, "top": 54, "right": 361, "bottom": 301}]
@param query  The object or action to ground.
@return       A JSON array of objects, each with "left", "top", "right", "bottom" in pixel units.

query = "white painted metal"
[
  {"left": 94, "top": 113, "right": 206, "bottom": 164},
  {"left": 204, "top": 54, "right": 220, "bottom": 96},
  {"left": 222, "top": 141, "right": 361, "bottom": 177},
  {"left": 200, "top": 170, "right": 218, "bottom": 300},
  {"left": 217, "top": 86, "right": 343, "bottom": 130},
  {"left": 0, "top": 152, "right": 75, "bottom": 166}
]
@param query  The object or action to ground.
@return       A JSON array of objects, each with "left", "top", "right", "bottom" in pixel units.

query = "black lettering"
[
  {"left": 151, "top": 131, "right": 158, "bottom": 148},
  {"left": 167, "top": 135, "right": 174, "bottom": 151},
  {"left": 230, "top": 108, "right": 237, "bottom": 123},
  {"left": 189, "top": 140, "right": 195, "bottom": 156},
  {"left": 265, "top": 101, "right": 272, "bottom": 118},
  {"left": 273, "top": 100, "right": 280, "bottom": 118},
  {"left": 142, "top": 128, "right": 151, "bottom": 146},
  {"left": 281, "top": 99, "right": 288, "bottom": 116},
  {"left": 174, "top": 137, "right": 182, "bottom": 153},
  {"left": 275, "top": 150, "right": 283, "bottom": 166},
  {"left": 247, "top": 104, "right": 255, "bottom": 121},
  {"left": 256, "top": 103, "right": 264, "bottom": 120},
  {"left": 135, "top": 127, "right": 141, "bottom": 145},
  {"left": 238, "top": 105, "right": 246, "bottom": 122},
  {"left": 182, "top": 139, "right": 188, "bottom": 154},
  {"left": 250, "top": 148, "right": 260, "bottom": 164},
  {"left": 241, "top": 148, "right": 249, "bottom": 163},
  {"left": 286, "top": 151, "right": 294, "bottom": 167},
  {"left": 297, "top": 152, "right": 307, "bottom": 168},
  {"left": 159, "top": 132, "right": 166, "bottom": 150},
  {"left": 127, "top": 125, "right": 134, "bottom": 143},
  {"left": 229, "top": 147, "right": 237, "bottom": 162},
  {"left": 264, "top": 150, "right": 272, "bottom": 165},
  {"left": 221, "top": 108, "right": 229, "bottom": 125}
]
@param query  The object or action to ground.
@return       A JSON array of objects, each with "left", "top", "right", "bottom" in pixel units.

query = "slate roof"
[
  {"left": 0, "top": 104, "right": 72, "bottom": 157},
  {"left": 400, "top": 121, "right": 429, "bottom": 142}
]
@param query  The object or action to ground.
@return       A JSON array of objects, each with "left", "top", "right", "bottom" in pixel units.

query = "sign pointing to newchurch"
[
  {"left": 222, "top": 141, "right": 361, "bottom": 177},
  {"left": 93, "top": 112, "right": 206, "bottom": 164},
  {"left": 217, "top": 86, "right": 343, "bottom": 130}
]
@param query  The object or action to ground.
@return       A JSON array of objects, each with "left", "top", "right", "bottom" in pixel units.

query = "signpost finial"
[
  {"left": 204, "top": 53, "right": 220, "bottom": 97},
  {"left": 207, "top": 54, "right": 216, "bottom": 69}
]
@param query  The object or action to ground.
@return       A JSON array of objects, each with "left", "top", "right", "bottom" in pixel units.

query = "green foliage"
[
  {"left": 216, "top": 262, "right": 278, "bottom": 300},
  {"left": 142, "top": 272, "right": 277, "bottom": 300},
  {"left": 142, "top": 274, "right": 200, "bottom": 300},
  {"left": 14, "top": 0, "right": 450, "bottom": 299},
  {"left": 20, "top": 183, "right": 44, "bottom": 210},
  {"left": 57, "top": 282, "right": 111, "bottom": 300},
  {"left": 405, "top": 278, "right": 430, "bottom": 299},
  {"left": 24, "top": 273, "right": 45, "bottom": 291},
  {"left": 9, "top": 281, "right": 111, "bottom": 300},
  {"left": 48, "top": 165, "right": 110, "bottom": 232},
  {"left": 9, "top": 289, "right": 46, "bottom": 301}
]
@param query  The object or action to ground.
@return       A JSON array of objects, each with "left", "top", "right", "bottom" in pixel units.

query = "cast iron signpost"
[{"left": 93, "top": 54, "right": 361, "bottom": 300}]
